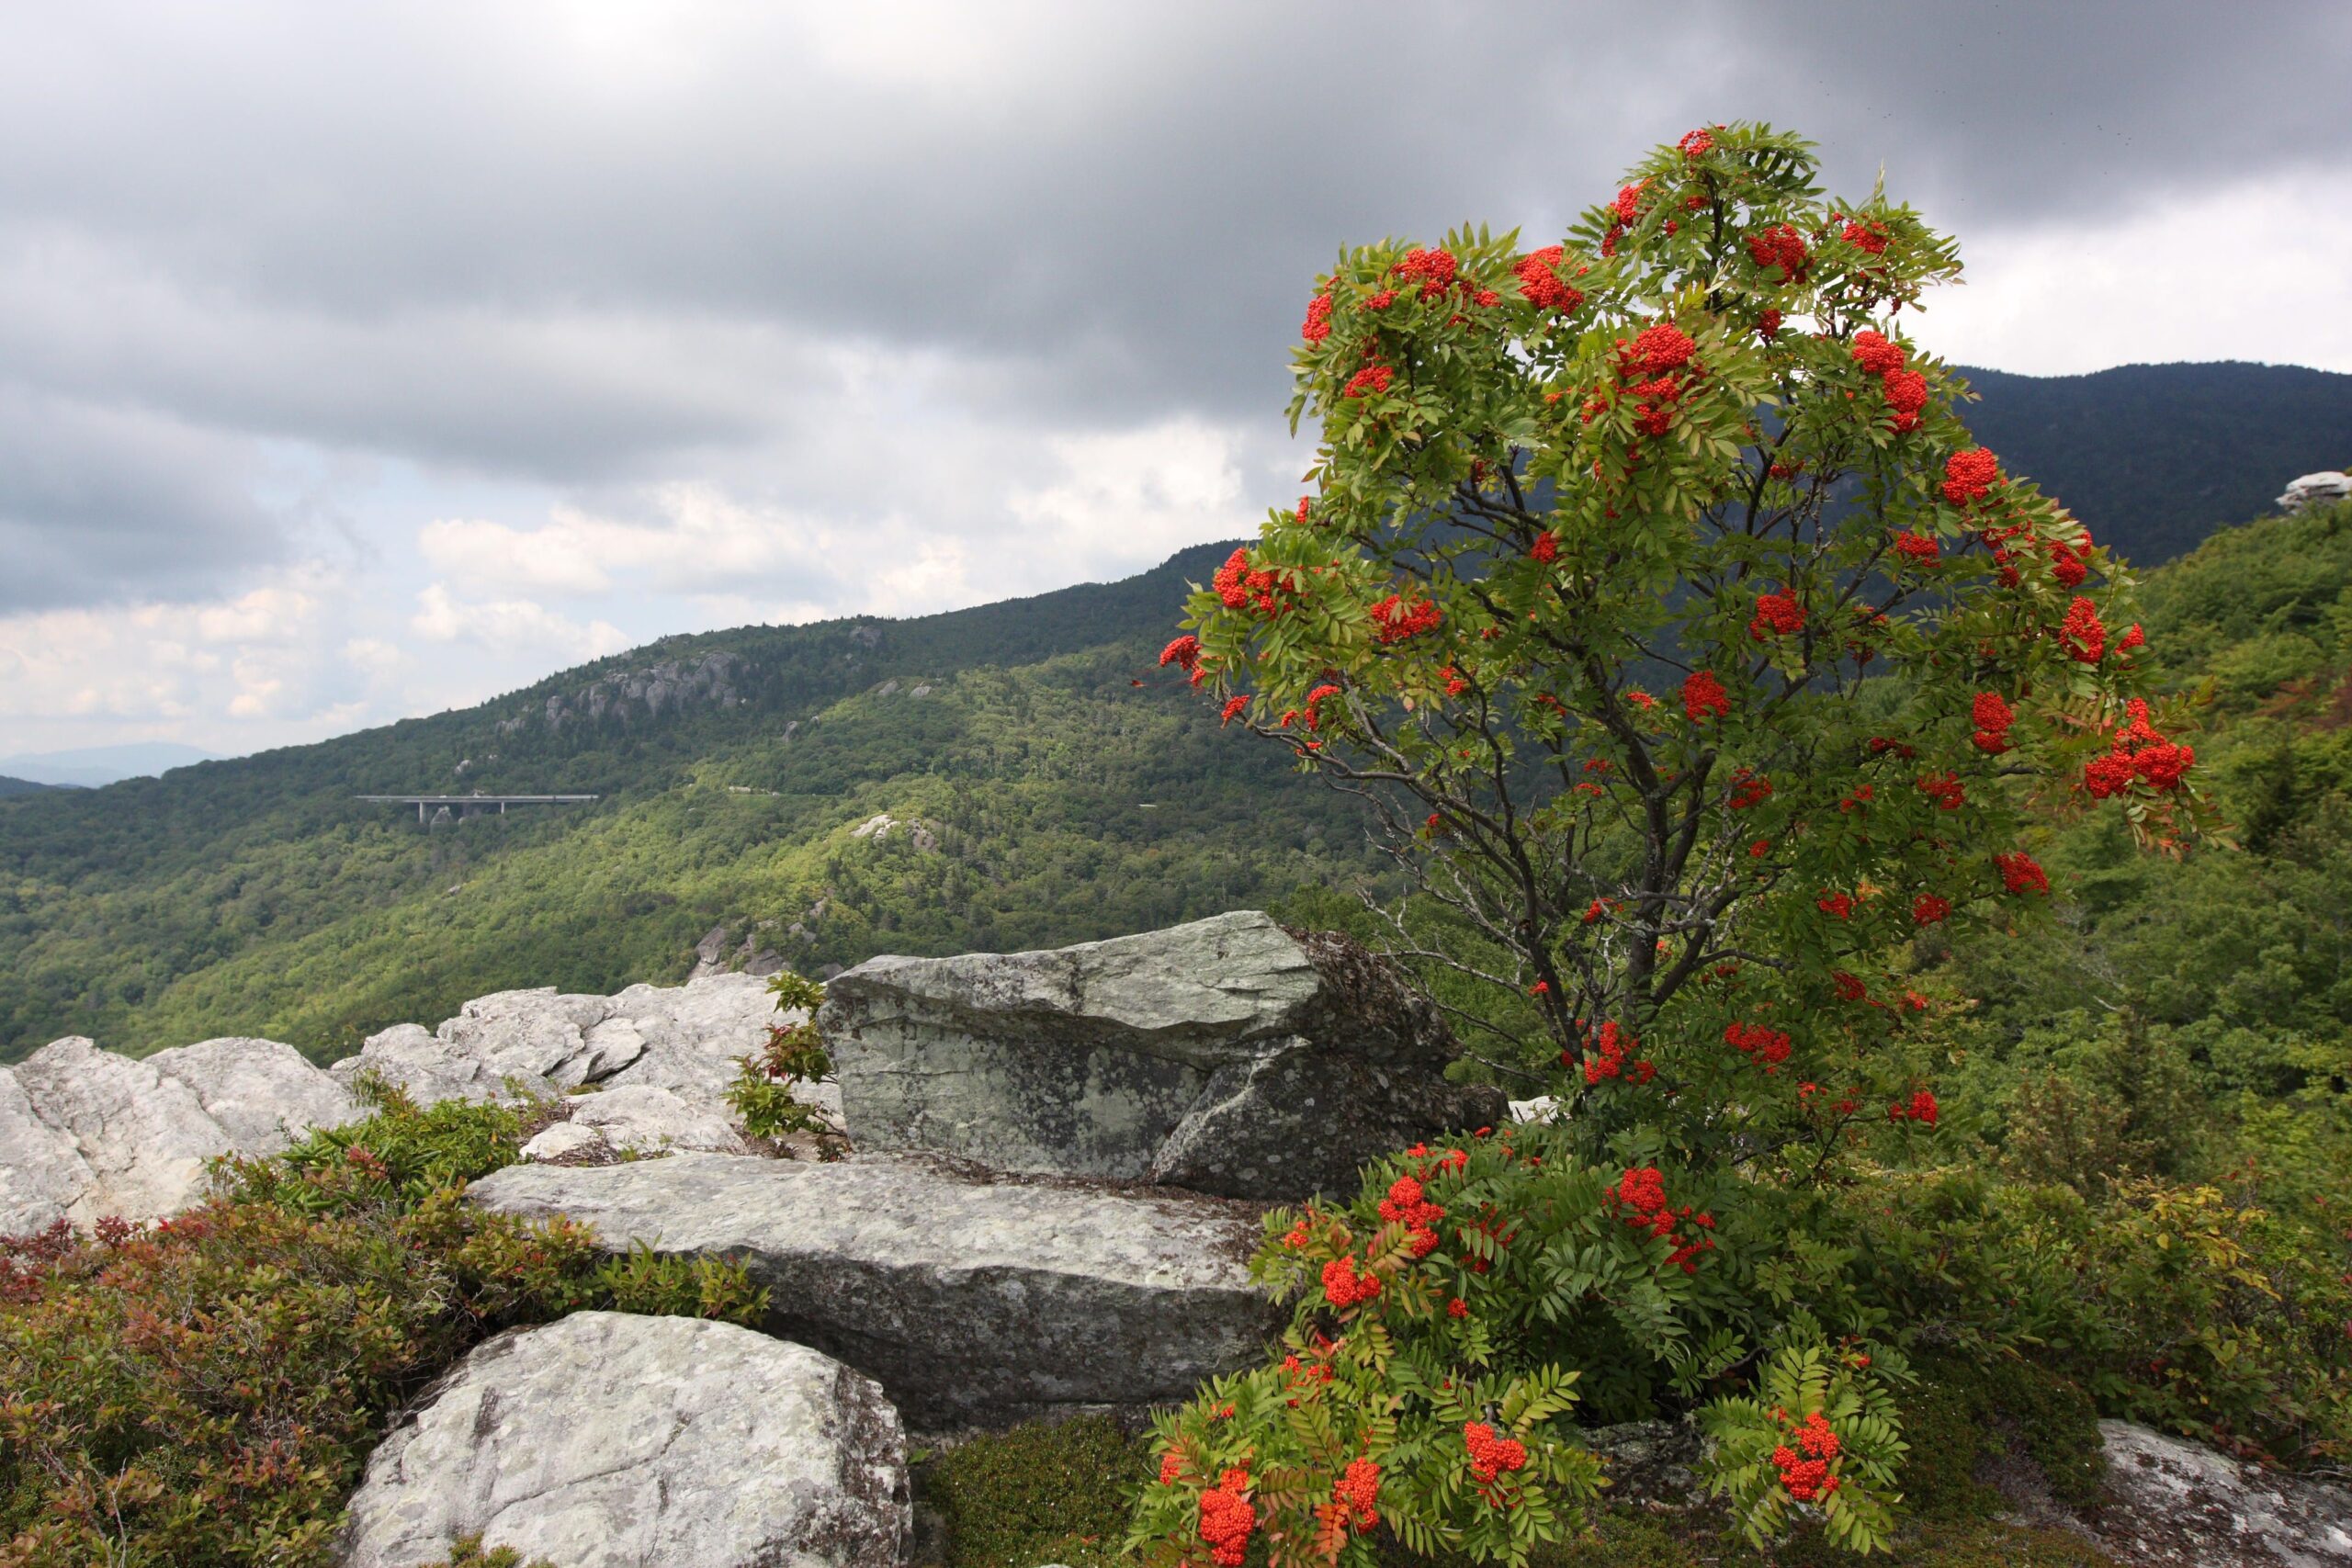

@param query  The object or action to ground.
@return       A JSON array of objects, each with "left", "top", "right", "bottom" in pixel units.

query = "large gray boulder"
[
  {"left": 1, "top": 1034, "right": 358, "bottom": 1230},
  {"left": 2090, "top": 1419, "right": 2352, "bottom": 1566},
  {"left": 467, "top": 1152, "right": 1281, "bottom": 1427},
  {"left": 338, "top": 1312, "right": 910, "bottom": 1568},
  {"left": 819, "top": 911, "right": 1505, "bottom": 1201}
]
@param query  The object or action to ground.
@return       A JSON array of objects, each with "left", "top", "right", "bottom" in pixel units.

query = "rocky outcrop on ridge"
[
  {"left": 331, "top": 971, "right": 839, "bottom": 1139},
  {"left": 2278, "top": 471, "right": 2351, "bottom": 514},
  {"left": 0, "top": 1034, "right": 357, "bottom": 1231},
  {"left": 819, "top": 911, "right": 1507, "bottom": 1201},
  {"left": 338, "top": 1312, "right": 910, "bottom": 1568},
  {"left": 497, "top": 649, "right": 748, "bottom": 737},
  {"left": 1, "top": 974, "right": 823, "bottom": 1233},
  {"left": 466, "top": 1151, "right": 1282, "bottom": 1427}
]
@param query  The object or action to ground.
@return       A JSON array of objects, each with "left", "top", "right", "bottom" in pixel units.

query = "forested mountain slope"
[
  {"left": 3, "top": 360, "right": 2346, "bottom": 1061},
  {"left": 1959, "top": 361, "right": 2352, "bottom": 564}
]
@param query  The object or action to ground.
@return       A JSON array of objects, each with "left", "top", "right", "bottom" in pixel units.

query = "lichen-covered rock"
[
  {"left": 820, "top": 912, "right": 1504, "bottom": 1201},
  {"left": 466, "top": 1152, "right": 1281, "bottom": 1427},
  {"left": 2089, "top": 1419, "right": 2352, "bottom": 1566},
  {"left": 337, "top": 1311, "right": 910, "bottom": 1568},
  {"left": 2, "top": 1034, "right": 357, "bottom": 1229}
]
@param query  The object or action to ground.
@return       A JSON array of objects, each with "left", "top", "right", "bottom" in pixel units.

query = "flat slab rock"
[
  {"left": 2090, "top": 1419, "right": 2352, "bottom": 1567},
  {"left": 1, "top": 1034, "right": 357, "bottom": 1232},
  {"left": 339, "top": 1311, "right": 909, "bottom": 1568},
  {"left": 820, "top": 911, "right": 1504, "bottom": 1201},
  {"left": 467, "top": 1152, "right": 1281, "bottom": 1427}
]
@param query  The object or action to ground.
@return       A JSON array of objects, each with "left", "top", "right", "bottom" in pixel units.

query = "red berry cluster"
[
  {"left": 1577, "top": 1019, "right": 1655, "bottom": 1086},
  {"left": 1842, "top": 219, "right": 1890, "bottom": 255},
  {"left": 1994, "top": 850, "right": 2050, "bottom": 896},
  {"left": 1915, "top": 772, "right": 1965, "bottom": 811},
  {"left": 1529, "top": 530, "right": 1559, "bottom": 563},
  {"left": 1912, "top": 893, "right": 1951, "bottom": 925},
  {"left": 1369, "top": 592, "right": 1442, "bottom": 643},
  {"left": 1887, "top": 1089, "right": 1939, "bottom": 1125},
  {"left": 1331, "top": 1457, "right": 1381, "bottom": 1532},
  {"left": 1772, "top": 1412, "right": 1843, "bottom": 1501},
  {"left": 1971, "top": 691, "right": 2015, "bottom": 754},
  {"left": 2060, "top": 595, "right": 2108, "bottom": 664},
  {"left": 1682, "top": 670, "right": 1731, "bottom": 723},
  {"left": 1941, "top": 447, "right": 2001, "bottom": 507},
  {"left": 1724, "top": 1020, "right": 1792, "bottom": 1072},
  {"left": 1197, "top": 1469, "right": 1255, "bottom": 1566},
  {"left": 1748, "top": 591, "right": 1805, "bottom": 640},
  {"left": 1513, "top": 244, "right": 1585, "bottom": 312},
  {"left": 1320, "top": 1254, "right": 1382, "bottom": 1308},
  {"left": 1746, "top": 222, "right": 1810, "bottom": 281},
  {"left": 1601, "top": 179, "right": 1651, "bottom": 255},
  {"left": 1613, "top": 1166, "right": 1716, "bottom": 1273},
  {"left": 1304, "top": 682, "right": 1344, "bottom": 730},
  {"left": 1726, "top": 767, "right": 1773, "bottom": 809},
  {"left": 1463, "top": 1421, "right": 1528, "bottom": 1488},
  {"left": 1214, "top": 549, "right": 1289, "bottom": 616},
  {"left": 1159, "top": 635, "right": 1201, "bottom": 676},
  {"left": 2085, "top": 698, "right": 2195, "bottom": 797},
  {"left": 1342, "top": 363, "right": 1396, "bottom": 400},
  {"left": 1301, "top": 293, "right": 1333, "bottom": 343},
  {"left": 1377, "top": 1174, "right": 1447, "bottom": 1258},
  {"left": 1849, "top": 330, "right": 1926, "bottom": 431},
  {"left": 1893, "top": 530, "right": 1940, "bottom": 564}
]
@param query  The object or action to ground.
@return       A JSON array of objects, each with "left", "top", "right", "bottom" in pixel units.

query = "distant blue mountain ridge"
[{"left": 0, "top": 743, "right": 217, "bottom": 789}]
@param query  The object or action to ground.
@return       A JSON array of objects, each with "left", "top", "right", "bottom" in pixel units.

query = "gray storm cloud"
[{"left": 0, "top": 1, "right": 2345, "bottom": 742}]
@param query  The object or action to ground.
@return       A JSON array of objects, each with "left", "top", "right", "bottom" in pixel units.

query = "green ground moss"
[{"left": 918, "top": 1415, "right": 1149, "bottom": 1568}]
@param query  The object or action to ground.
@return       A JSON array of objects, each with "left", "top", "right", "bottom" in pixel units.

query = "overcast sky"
[{"left": 3, "top": 1, "right": 2348, "bottom": 761}]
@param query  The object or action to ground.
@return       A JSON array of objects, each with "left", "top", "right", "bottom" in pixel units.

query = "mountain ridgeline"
[{"left": 2, "top": 359, "right": 2347, "bottom": 1062}]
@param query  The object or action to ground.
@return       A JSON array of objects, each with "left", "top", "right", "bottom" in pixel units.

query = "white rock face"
[
  {"left": 338, "top": 1311, "right": 910, "bottom": 1568},
  {"left": 521, "top": 1085, "right": 751, "bottom": 1163},
  {"left": 2278, "top": 471, "right": 2351, "bottom": 513},
  {"left": 0, "top": 1034, "right": 357, "bottom": 1230},
  {"left": 467, "top": 1151, "right": 1282, "bottom": 1427},
  {"left": 2092, "top": 1419, "right": 2352, "bottom": 1566},
  {"left": 334, "top": 974, "right": 810, "bottom": 1127},
  {"left": 0, "top": 1069, "right": 93, "bottom": 1235}
]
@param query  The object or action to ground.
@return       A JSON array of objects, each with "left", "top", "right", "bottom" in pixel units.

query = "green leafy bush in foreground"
[{"left": 0, "top": 1089, "right": 763, "bottom": 1568}]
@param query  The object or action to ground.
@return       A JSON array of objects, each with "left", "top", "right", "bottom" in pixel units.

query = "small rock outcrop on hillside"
[
  {"left": 337, "top": 1311, "right": 909, "bottom": 1568},
  {"left": 820, "top": 910, "right": 1507, "bottom": 1201},
  {"left": 0, "top": 1035, "right": 356, "bottom": 1231},
  {"left": 2278, "top": 470, "right": 2351, "bottom": 513},
  {"left": 467, "top": 1150, "right": 1282, "bottom": 1427}
]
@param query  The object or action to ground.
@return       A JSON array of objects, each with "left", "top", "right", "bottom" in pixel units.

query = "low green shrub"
[
  {"left": 920, "top": 1415, "right": 1147, "bottom": 1568},
  {"left": 432, "top": 1536, "right": 557, "bottom": 1568},
  {"left": 0, "top": 1093, "right": 763, "bottom": 1568}
]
